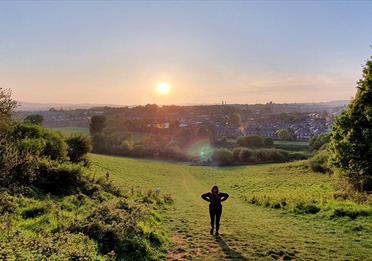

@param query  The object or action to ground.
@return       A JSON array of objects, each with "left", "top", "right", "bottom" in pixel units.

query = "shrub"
[
  {"left": 232, "top": 147, "right": 242, "bottom": 162},
  {"left": 309, "top": 133, "right": 330, "bottom": 152},
  {"left": 71, "top": 201, "right": 165, "bottom": 260},
  {"left": 43, "top": 131, "right": 68, "bottom": 161},
  {"left": 212, "top": 148, "right": 233, "bottom": 166},
  {"left": 66, "top": 134, "right": 91, "bottom": 163},
  {"left": 35, "top": 160, "right": 86, "bottom": 195},
  {"left": 10, "top": 123, "right": 68, "bottom": 161},
  {"left": 237, "top": 136, "right": 265, "bottom": 148},
  {"left": 308, "top": 150, "right": 331, "bottom": 173},
  {"left": 239, "top": 148, "right": 254, "bottom": 163},
  {"left": 263, "top": 137, "right": 274, "bottom": 147},
  {"left": 162, "top": 144, "right": 183, "bottom": 160},
  {"left": 289, "top": 152, "right": 308, "bottom": 161},
  {"left": 131, "top": 145, "right": 146, "bottom": 157},
  {"left": 253, "top": 149, "right": 293, "bottom": 163},
  {"left": 119, "top": 140, "right": 133, "bottom": 155},
  {"left": 24, "top": 114, "right": 44, "bottom": 125},
  {"left": 0, "top": 192, "right": 18, "bottom": 214}
]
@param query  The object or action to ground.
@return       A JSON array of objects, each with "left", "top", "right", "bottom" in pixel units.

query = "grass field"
[
  {"left": 52, "top": 127, "right": 89, "bottom": 135},
  {"left": 90, "top": 154, "right": 372, "bottom": 260},
  {"left": 273, "top": 140, "right": 309, "bottom": 152}
]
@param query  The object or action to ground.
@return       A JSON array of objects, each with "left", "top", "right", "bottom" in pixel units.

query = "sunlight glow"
[{"left": 156, "top": 82, "right": 171, "bottom": 95}]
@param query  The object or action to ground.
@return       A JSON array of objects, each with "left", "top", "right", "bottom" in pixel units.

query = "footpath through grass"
[{"left": 90, "top": 154, "right": 372, "bottom": 260}]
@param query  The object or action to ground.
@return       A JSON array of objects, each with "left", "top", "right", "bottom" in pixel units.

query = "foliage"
[
  {"left": 309, "top": 133, "right": 330, "bottom": 151},
  {"left": 229, "top": 112, "right": 241, "bottom": 125},
  {"left": 237, "top": 135, "right": 265, "bottom": 148},
  {"left": 212, "top": 148, "right": 233, "bottom": 166},
  {"left": 66, "top": 134, "right": 92, "bottom": 163},
  {"left": 232, "top": 147, "right": 242, "bottom": 162},
  {"left": 329, "top": 57, "right": 372, "bottom": 191},
  {"left": 0, "top": 88, "right": 17, "bottom": 121},
  {"left": 24, "top": 114, "right": 44, "bottom": 125},
  {"left": 308, "top": 150, "right": 331, "bottom": 173},
  {"left": 239, "top": 148, "right": 255, "bottom": 163},
  {"left": 89, "top": 115, "right": 107, "bottom": 135},
  {"left": 276, "top": 128, "right": 292, "bottom": 140},
  {"left": 263, "top": 137, "right": 274, "bottom": 147},
  {"left": 0, "top": 91, "right": 170, "bottom": 260}
]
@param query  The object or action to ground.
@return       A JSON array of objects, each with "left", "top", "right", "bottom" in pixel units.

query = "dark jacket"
[{"left": 201, "top": 192, "right": 229, "bottom": 208}]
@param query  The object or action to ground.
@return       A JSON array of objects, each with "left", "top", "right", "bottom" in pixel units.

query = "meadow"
[
  {"left": 90, "top": 154, "right": 372, "bottom": 260},
  {"left": 52, "top": 127, "right": 89, "bottom": 135}
]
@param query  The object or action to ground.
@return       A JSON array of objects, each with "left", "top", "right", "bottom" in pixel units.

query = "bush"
[
  {"left": 66, "top": 134, "right": 91, "bottom": 163},
  {"left": 9, "top": 123, "right": 68, "bottom": 161},
  {"left": 120, "top": 140, "right": 133, "bottom": 154},
  {"left": 237, "top": 136, "right": 265, "bottom": 148},
  {"left": 254, "top": 149, "right": 288, "bottom": 163},
  {"left": 131, "top": 145, "right": 147, "bottom": 157},
  {"left": 162, "top": 144, "right": 184, "bottom": 160},
  {"left": 263, "top": 137, "right": 274, "bottom": 147},
  {"left": 212, "top": 148, "right": 233, "bottom": 166},
  {"left": 232, "top": 147, "right": 242, "bottom": 162},
  {"left": 35, "top": 159, "right": 86, "bottom": 195},
  {"left": 308, "top": 150, "right": 331, "bottom": 173},
  {"left": 0, "top": 192, "right": 18, "bottom": 214},
  {"left": 239, "top": 148, "right": 254, "bottom": 163},
  {"left": 71, "top": 201, "right": 165, "bottom": 260},
  {"left": 309, "top": 133, "right": 330, "bottom": 151},
  {"left": 288, "top": 152, "right": 308, "bottom": 161}
]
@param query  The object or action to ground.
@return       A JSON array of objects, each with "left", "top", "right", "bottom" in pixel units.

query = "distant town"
[{"left": 15, "top": 100, "right": 348, "bottom": 141}]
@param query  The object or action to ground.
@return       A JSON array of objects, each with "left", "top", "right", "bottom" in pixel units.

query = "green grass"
[
  {"left": 52, "top": 127, "right": 89, "bottom": 135},
  {"left": 274, "top": 140, "right": 309, "bottom": 151},
  {"left": 90, "top": 154, "right": 372, "bottom": 260}
]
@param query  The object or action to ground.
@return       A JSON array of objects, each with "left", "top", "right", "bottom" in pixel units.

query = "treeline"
[
  {"left": 212, "top": 147, "right": 307, "bottom": 166},
  {"left": 89, "top": 115, "right": 307, "bottom": 165}
]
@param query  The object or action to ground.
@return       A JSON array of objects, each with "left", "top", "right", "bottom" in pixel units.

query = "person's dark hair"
[{"left": 211, "top": 185, "right": 219, "bottom": 193}]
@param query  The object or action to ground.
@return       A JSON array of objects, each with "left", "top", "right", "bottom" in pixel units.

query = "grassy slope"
[{"left": 90, "top": 154, "right": 372, "bottom": 260}]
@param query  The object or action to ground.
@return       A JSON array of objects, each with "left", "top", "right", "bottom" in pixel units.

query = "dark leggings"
[{"left": 209, "top": 206, "right": 222, "bottom": 231}]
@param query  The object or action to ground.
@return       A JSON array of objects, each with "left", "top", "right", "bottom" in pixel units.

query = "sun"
[{"left": 156, "top": 82, "right": 171, "bottom": 95}]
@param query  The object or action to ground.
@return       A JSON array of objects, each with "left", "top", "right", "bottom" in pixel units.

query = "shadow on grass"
[{"left": 216, "top": 236, "right": 248, "bottom": 260}]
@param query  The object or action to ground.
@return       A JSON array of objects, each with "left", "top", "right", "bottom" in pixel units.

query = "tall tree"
[
  {"left": 329, "top": 57, "right": 372, "bottom": 191},
  {"left": 89, "top": 115, "right": 106, "bottom": 134}
]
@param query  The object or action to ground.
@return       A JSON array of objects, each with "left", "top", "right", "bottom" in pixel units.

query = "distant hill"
[
  {"left": 17, "top": 100, "right": 350, "bottom": 111},
  {"left": 17, "top": 101, "right": 122, "bottom": 111}
]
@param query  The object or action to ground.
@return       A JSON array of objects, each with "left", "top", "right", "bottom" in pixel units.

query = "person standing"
[{"left": 201, "top": 185, "right": 229, "bottom": 237}]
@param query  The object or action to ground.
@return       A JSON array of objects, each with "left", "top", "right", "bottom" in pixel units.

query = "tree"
[
  {"left": 230, "top": 112, "right": 241, "bottom": 125},
  {"left": 0, "top": 88, "right": 17, "bottom": 125},
  {"left": 263, "top": 137, "right": 274, "bottom": 147},
  {"left": 276, "top": 129, "right": 291, "bottom": 140},
  {"left": 24, "top": 114, "right": 44, "bottom": 125},
  {"left": 89, "top": 115, "right": 106, "bottom": 134},
  {"left": 329, "top": 57, "right": 372, "bottom": 191}
]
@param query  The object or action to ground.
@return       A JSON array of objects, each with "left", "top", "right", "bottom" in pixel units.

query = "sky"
[{"left": 1, "top": 1, "right": 372, "bottom": 105}]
